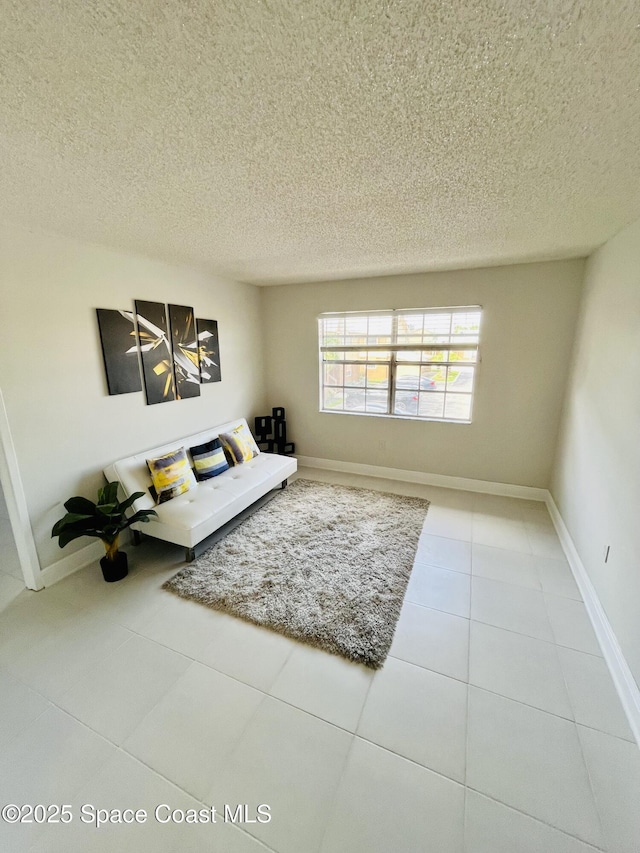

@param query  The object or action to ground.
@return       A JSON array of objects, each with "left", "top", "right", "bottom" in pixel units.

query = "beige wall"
[
  {"left": 0, "top": 224, "right": 265, "bottom": 572},
  {"left": 262, "top": 259, "right": 584, "bottom": 488},
  {"left": 552, "top": 217, "right": 640, "bottom": 685}
]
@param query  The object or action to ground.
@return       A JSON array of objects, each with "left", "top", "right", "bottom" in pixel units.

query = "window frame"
[{"left": 318, "top": 306, "right": 481, "bottom": 423}]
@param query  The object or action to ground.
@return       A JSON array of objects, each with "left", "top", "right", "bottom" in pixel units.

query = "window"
[{"left": 318, "top": 306, "right": 481, "bottom": 423}]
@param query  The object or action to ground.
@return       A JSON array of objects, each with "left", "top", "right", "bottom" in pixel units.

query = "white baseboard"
[
  {"left": 295, "top": 455, "right": 548, "bottom": 501},
  {"left": 40, "top": 540, "right": 104, "bottom": 587},
  {"left": 546, "top": 493, "right": 640, "bottom": 747}
]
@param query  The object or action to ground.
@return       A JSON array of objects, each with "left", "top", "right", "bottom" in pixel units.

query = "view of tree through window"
[{"left": 319, "top": 307, "right": 481, "bottom": 422}]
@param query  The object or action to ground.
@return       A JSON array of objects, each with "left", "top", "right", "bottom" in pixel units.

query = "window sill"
[{"left": 319, "top": 409, "right": 472, "bottom": 425}]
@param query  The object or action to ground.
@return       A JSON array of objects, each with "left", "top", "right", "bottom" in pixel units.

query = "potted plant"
[{"left": 51, "top": 481, "right": 157, "bottom": 582}]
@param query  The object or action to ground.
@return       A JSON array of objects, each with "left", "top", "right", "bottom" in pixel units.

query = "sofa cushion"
[
  {"left": 146, "top": 447, "right": 196, "bottom": 504},
  {"left": 190, "top": 438, "right": 230, "bottom": 480}
]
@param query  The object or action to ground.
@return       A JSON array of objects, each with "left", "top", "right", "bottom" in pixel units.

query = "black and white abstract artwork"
[
  {"left": 134, "top": 300, "right": 176, "bottom": 405},
  {"left": 196, "top": 318, "right": 222, "bottom": 383},
  {"left": 96, "top": 308, "right": 142, "bottom": 395},
  {"left": 168, "top": 304, "right": 201, "bottom": 400}
]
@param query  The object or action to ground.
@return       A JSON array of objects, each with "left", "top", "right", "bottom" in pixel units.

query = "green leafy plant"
[{"left": 51, "top": 481, "right": 157, "bottom": 561}]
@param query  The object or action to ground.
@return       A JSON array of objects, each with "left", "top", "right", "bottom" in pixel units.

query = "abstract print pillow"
[{"left": 146, "top": 447, "right": 196, "bottom": 503}]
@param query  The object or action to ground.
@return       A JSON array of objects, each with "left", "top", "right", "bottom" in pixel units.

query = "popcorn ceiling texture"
[{"left": 0, "top": 0, "right": 639, "bottom": 284}]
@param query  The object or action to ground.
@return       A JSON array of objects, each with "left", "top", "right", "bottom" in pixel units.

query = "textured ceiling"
[{"left": 1, "top": 1, "right": 639, "bottom": 285}]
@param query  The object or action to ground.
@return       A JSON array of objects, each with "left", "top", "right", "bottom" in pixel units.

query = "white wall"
[
  {"left": 552, "top": 217, "right": 640, "bottom": 685},
  {"left": 0, "top": 224, "right": 265, "bottom": 573},
  {"left": 262, "top": 260, "right": 584, "bottom": 488}
]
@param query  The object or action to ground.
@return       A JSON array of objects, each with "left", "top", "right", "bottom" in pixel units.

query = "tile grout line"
[
  {"left": 50, "top": 630, "right": 193, "bottom": 716},
  {"left": 401, "top": 596, "right": 470, "bottom": 622},
  {"left": 313, "top": 732, "right": 357, "bottom": 853},
  {"left": 412, "top": 558, "right": 471, "bottom": 576},
  {"left": 0, "top": 620, "right": 139, "bottom": 708},
  {"left": 463, "top": 782, "right": 607, "bottom": 852},
  {"left": 350, "top": 730, "right": 605, "bottom": 852},
  {"left": 572, "top": 725, "right": 614, "bottom": 851},
  {"left": 29, "top": 649, "right": 619, "bottom": 852},
  {"left": 109, "top": 744, "right": 280, "bottom": 853},
  {"left": 24, "top": 704, "right": 278, "bottom": 853},
  {"left": 45, "top": 734, "right": 282, "bottom": 853},
  {"left": 123, "top": 628, "right": 374, "bottom": 737},
  {"left": 464, "top": 683, "right": 619, "bottom": 739},
  {"left": 21, "top": 700, "right": 598, "bottom": 853},
  {"left": 353, "top": 732, "right": 465, "bottom": 786},
  {"left": 465, "top": 615, "right": 604, "bottom": 658}
]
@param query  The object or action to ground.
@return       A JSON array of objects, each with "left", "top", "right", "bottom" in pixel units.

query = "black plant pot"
[{"left": 100, "top": 550, "right": 128, "bottom": 583}]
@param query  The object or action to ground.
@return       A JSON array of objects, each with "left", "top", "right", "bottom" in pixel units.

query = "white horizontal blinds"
[
  {"left": 320, "top": 312, "right": 392, "bottom": 415},
  {"left": 320, "top": 313, "right": 394, "bottom": 349},
  {"left": 320, "top": 308, "right": 480, "bottom": 352},
  {"left": 319, "top": 307, "right": 481, "bottom": 422}
]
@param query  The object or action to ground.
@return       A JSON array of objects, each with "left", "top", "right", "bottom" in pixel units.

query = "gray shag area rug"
[{"left": 163, "top": 478, "right": 429, "bottom": 669}]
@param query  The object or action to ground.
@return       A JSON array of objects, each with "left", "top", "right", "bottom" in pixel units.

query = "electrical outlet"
[
  {"left": 378, "top": 440, "right": 387, "bottom": 451},
  {"left": 604, "top": 545, "right": 611, "bottom": 563}
]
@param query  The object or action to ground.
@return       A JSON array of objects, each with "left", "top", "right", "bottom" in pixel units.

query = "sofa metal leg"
[
  {"left": 186, "top": 547, "right": 196, "bottom": 563},
  {"left": 281, "top": 479, "right": 288, "bottom": 490},
  {"left": 132, "top": 529, "right": 142, "bottom": 546}
]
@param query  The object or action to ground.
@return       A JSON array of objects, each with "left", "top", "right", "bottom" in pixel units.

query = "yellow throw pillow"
[
  {"left": 219, "top": 426, "right": 255, "bottom": 465},
  {"left": 234, "top": 422, "right": 260, "bottom": 457},
  {"left": 147, "top": 447, "right": 196, "bottom": 503}
]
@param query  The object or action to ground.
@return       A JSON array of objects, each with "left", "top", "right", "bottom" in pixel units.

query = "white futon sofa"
[{"left": 104, "top": 418, "right": 297, "bottom": 561}]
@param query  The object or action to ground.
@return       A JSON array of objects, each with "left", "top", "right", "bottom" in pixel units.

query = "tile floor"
[{"left": 0, "top": 467, "right": 638, "bottom": 852}]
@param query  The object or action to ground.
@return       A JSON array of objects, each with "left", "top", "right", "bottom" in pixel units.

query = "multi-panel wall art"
[
  {"left": 168, "top": 304, "right": 201, "bottom": 400},
  {"left": 196, "top": 318, "right": 222, "bottom": 383},
  {"left": 96, "top": 309, "right": 142, "bottom": 395},
  {"left": 97, "top": 300, "right": 222, "bottom": 404},
  {"left": 134, "top": 300, "right": 177, "bottom": 405}
]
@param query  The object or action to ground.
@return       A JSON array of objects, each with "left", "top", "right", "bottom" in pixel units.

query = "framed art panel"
[
  {"left": 168, "top": 304, "right": 201, "bottom": 400},
  {"left": 196, "top": 318, "right": 222, "bottom": 383},
  {"left": 96, "top": 308, "right": 142, "bottom": 395},
  {"left": 134, "top": 300, "right": 176, "bottom": 404}
]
